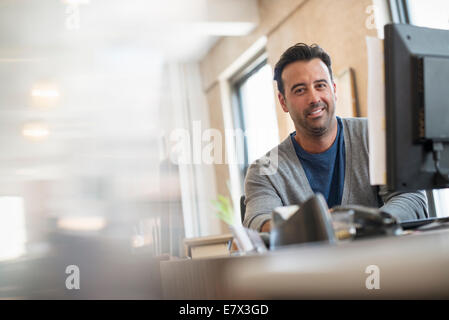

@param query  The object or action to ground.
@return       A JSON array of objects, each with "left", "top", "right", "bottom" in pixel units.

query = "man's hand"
[{"left": 260, "top": 220, "right": 272, "bottom": 232}]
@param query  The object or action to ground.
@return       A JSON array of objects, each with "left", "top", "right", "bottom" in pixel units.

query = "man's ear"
[
  {"left": 332, "top": 81, "right": 337, "bottom": 101},
  {"left": 278, "top": 92, "right": 289, "bottom": 113}
]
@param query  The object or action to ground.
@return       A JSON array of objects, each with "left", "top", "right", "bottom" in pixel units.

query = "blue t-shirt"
[{"left": 290, "top": 117, "right": 345, "bottom": 208}]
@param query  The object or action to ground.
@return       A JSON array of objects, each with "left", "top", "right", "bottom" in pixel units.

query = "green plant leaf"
[{"left": 211, "top": 194, "right": 235, "bottom": 226}]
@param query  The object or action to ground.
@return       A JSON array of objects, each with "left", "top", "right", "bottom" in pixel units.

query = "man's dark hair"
[{"left": 273, "top": 43, "right": 333, "bottom": 96}]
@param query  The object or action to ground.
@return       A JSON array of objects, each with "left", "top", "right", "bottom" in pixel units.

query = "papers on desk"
[
  {"left": 183, "top": 233, "right": 233, "bottom": 259},
  {"left": 230, "top": 225, "right": 267, "bottom": 254}
]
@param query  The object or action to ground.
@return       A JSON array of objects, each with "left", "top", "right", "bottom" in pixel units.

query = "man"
[{"left": 243, "top": 43, "right": 428, "bottom": 233}]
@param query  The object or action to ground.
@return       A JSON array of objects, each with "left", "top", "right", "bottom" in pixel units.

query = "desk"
[
  {"left": 161, "top": 225, "right": 449, "bottom": 299},
  {"left": 224, "top": 227, "right": 449, "bottom": 299}
]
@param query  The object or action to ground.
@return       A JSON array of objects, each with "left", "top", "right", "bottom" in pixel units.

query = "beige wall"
[
  {"left": 200, "top": 0, "right": 378, "bottom": 230},
  {"left": 205, "top": 83, "right": 232, "bottom": 232},
  {"left": 201, "top": 0, "right": 306, "bottom": 92},
  {"left": 205, "top": 84, "right": 228, "bottom": 196}
]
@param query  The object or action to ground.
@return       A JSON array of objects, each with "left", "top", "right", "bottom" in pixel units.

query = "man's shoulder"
[
  {"left": 246, "top": 136, "right": 294, "bottom": 178},
  {"left": 340, "top": 117, "right": 370, "bottom": 153},
  {"left": 341, "top": 117, "right": 367, "bottom": 127},
  {"left": 341, "top": 117, "right": 368, "bottom": 135}
]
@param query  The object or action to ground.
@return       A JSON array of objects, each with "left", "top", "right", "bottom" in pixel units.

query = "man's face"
[{"left": 278, "top": 58, "right": 337, "bottom": 137}]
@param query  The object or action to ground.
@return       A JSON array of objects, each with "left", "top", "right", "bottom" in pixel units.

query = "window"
[
  {"left": 390, "top": 0, "right": 449, "bottom": 30},
  {"left": 390, "top": 0, "right": 449, "bottom": 218},
  {"left": 0, "top": 196, "right": 26, "bottom": 261},
  {"left": 231, "top": 53, "right": 279, "bottom": 189},
  {"left": 407, "top": 0, "right": 449, "bottom": 30}
]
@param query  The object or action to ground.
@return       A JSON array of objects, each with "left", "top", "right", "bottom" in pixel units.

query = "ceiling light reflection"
[
  {"left": 57, "top": 216, "right": 106, "bottom": 232},
  {"left": 30, "top": 83, "right": 60, "bottom": 108},
  {"left": 31, "top": 89, "right": 60, "bottom": 98},
  {"left": 22, "top": 122, "right": 50, "bottom": 141}
]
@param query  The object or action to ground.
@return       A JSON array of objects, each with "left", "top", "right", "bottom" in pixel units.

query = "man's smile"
[
  {"left": 306, "top": 103, "right": 327, "bottom": 119},
  {"left": 307, "top": 107, "right": 325, "bottom": 118}
]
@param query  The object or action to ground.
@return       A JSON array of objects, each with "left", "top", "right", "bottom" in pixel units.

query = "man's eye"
[
  {"left": 295, "top": 88, "right": 304, "bottom": 94},
  {"left": 316, "top": 83, "right": 326, "bottom": 88}
]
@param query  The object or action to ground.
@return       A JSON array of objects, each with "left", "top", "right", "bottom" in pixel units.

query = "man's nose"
[{"left": 308, "top": 88, "right": 321, "bottom": 105}]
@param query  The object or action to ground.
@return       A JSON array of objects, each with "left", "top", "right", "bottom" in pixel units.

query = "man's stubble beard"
[{"left": 294, "top": 100, "right": 336, "bottom": 137}]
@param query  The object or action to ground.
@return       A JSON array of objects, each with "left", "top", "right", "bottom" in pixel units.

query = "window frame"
[
  {"left": 230, "top": 51, "right": 270, "bottom": 188},
  {"left": 388, "top": 0, "right": 411, "bottom": 23}
]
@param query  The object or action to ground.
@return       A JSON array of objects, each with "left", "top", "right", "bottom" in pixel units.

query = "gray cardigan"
[{"left": 243, "top": 117, "right": 428, "bottom": 231}]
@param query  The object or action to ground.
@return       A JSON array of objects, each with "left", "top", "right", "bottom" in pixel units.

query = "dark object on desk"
[
  {"left": 333, "top": 205, "right": 402, "bottom": 238},
  {"left": 400, "top": 216, "right": 449, "bottom": 230},
  {"left": 270, "top": 193, "right": 336, "bottom": 250}
]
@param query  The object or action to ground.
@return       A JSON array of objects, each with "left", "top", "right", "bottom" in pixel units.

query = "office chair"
[{"left": 240, "top": 195, "right": 246, "bottom": 223}]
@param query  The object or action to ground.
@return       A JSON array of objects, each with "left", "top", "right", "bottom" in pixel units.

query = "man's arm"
[
  {"left": 243, "top": 163, "right": 282, "bottom": 232},
  {"left": 260, "top": 220, "right": 272, "bottom": 232},
  {"left": 378, "top": 186, "right": 428, "bottom": 222}
]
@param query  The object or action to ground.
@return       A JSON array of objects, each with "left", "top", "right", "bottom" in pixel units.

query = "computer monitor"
[{"left": 384, "top": 23, "right": 449, "bottom": 192}]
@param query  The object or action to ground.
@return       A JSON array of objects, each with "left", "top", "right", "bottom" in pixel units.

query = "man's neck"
[{"left": 294, "top": 119, "right": 338, "bottom": 154}]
